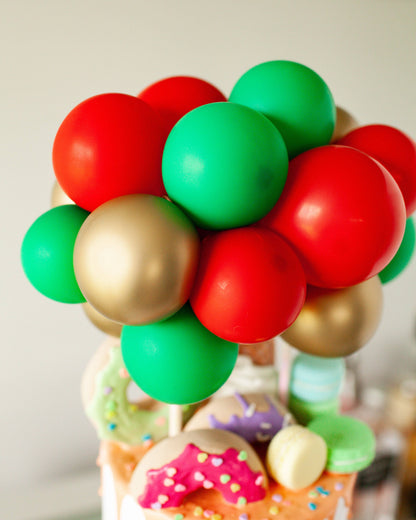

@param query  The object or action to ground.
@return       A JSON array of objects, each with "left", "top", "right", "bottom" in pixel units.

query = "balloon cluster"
[{"left": 21, "top": 61, "right": 416, "bottom": 405}]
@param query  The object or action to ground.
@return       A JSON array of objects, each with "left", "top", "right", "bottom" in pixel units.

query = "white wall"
[{"left": 2, "top": 0, "right": 416, "bottom": 489}]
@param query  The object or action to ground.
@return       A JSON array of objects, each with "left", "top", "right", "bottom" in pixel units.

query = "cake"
[{"left": 21, "top": 60, "right": 416, "bottom": 520}]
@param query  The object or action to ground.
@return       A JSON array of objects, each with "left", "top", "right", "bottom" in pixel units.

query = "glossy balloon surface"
[
  {"left": 21, "top": 205, "right": 89, "bottom": 303},
  {"left": 190, "top": 227, "right": 306, "bottom": 343},
  {"left": 138, "top": 75, "right": 226, "bottom": 132},
  {"left": 282, "top": 277, "right": 383, "bottom": 357},
  {"left": 121, "top": 305, "right": 238, "bottom": 404},
  {"left": 379, "top": 217, "right": 415, "bottom": 284},
  {"left": 162, "top": 102, "right": 288, "bottom": 229},
  {"left": 338, "top": 124, "right": 416, "bottom": 216},
  {"left": 74, "top": 194, "right": 199, "bottom": 325},
  {"left": 229, "top": 60, "right": 335, "bottom": 158},
  {"left": 53, "top": 93, "right": 167, "bottom": 212},
  {"left": 261, "top": 145, "right": 406, "bottom": 288}
]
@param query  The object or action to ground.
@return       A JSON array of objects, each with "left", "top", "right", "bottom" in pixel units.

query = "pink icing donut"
[{"left": 129, "top": 429, "right": 268, "bottom": 511}]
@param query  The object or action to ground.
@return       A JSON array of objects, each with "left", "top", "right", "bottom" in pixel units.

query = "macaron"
[
  {"left": 266, "top": 425, "right": 327, "bottom": 491},
  {"left": 289, "top": 354, "right": 345, "bottom": 403},
  {"left": 288, "top": 393, "right": 339, "bottom": 425},
  {"left": 308, "top": 415, "right": 376, "bottom": 473}
]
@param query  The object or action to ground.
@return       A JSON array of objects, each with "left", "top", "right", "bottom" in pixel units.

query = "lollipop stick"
[{"left": 169, "top": 404, "right": 183, "bottom": 437}]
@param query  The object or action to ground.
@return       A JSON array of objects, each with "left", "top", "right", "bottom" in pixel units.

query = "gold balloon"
[
  {"left": 74, "top": 194, "right": 200, "bottom": 326},
  {"left": 330, "top": 106, "right": 360, "bottom": 143},
  {"left": 281, "top": 277, "right": 383, "bottom": 357},
  {"left": 51, "top": 180, "right": 74, "bottom": 207},
  {"left": 82, "top": 302, "right": 123, "bottom": 337}
]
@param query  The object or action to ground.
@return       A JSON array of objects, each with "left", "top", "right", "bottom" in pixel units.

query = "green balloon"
[
  {"left": 21, "top": 204, "right": 89, "bottom": 303},
  {"left": 379, "top": 217, "right": 415, "bottom": 284},
  {"left": 121, "top": 305, "right": 238, "bottom": 404},
  {"left": 162, "top": 102, "right": 288, "bottom": 230},
  {"left": 229, "top": 60, "right": 336, "bottom": 158}
]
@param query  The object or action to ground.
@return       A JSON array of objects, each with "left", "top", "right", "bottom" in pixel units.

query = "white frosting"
[
  {"left": 214, "top": 355, "right": 278, "bottom": 397},
  {"left": 120, "top": 495, "right": 146, "bottom": 520},
  {"left": 333, "top": 497, "right": 349, "bottom": 520},
  {"left": 102, "top": 464, "right": 118, "bottom": 520}
]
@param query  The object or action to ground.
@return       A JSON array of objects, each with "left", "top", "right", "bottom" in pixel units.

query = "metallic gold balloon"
[
  {"left": 82, "top": 302, "right": 122, "bottom": 337},
  {"left": 51, "top": 180, "right": 74, "bottom": 207},
  {"left": 330, "top": 106, "right": 359, "bottom": 143},
  {"left": 74, "top": 194, "right": 200, "bottom": 325},
  {"left": 281, "top": 277, "right": 383, "bottom": 357}
]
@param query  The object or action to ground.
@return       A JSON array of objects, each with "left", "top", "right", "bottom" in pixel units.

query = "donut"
[
  {"left": 129, "top": 429, "right": 268, "bottom": 511},
  {"left": 184, "top": 393, "right": 294, "bottom": 443},
  {"left": 82, "top": 337, "right": 193, "bottom": 446}
]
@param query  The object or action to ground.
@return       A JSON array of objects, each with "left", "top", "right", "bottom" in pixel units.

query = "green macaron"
[
  {"left": 288, "top": 393, "right": 339, "bottom": 425},
  {"left": 307, "top": 415, "right": 376, "bottom": 473}
]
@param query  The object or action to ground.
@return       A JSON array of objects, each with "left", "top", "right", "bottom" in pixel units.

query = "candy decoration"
[
  {"left": 138, "top": 76, "right": 227, "bottom": 133},
  {"left": 282, "top": 277, "right": 383, "bottom": 357},
  {"left": 261, "top": 145, "right": 406, "bottom": 288},
  {"left": 229, "top": 60, "right": 335, "bottom": 158},
  {"left": 379, "top": 217, "right": 415, "bottom": 284},
  {"left": 81, "top": 338, "right": 195, "bottom": 445},
  {"left": 129, "top": 430, "right": 266, "bottom": 508},
  {"left": 74, "top": 194, "right": 200, "bottom": 326},
  {"left": 338, "top": 124, "right": 416, "bottom": 216},
  {"left": 266, "top": 425, "right": 327, "bottom": 491},
  {"left": 308, "top": 415, "right": 376, "bottom": 473},
  {"left": 162, "top": 102, "right": 288, "bottom": 230},
  {"left": 121, "top": 305, "right": 238, "bottom": 404},
  {"left": 21, "top": 204, "right": 89, "bottom": 303},
  {"left": 53, "top": 93, "right": 167, "bottom": 212},
  {"left": 190, "top": 227, "right": 306, "bottom": 343}
]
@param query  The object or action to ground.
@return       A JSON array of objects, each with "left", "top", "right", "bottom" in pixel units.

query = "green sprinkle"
[
  {"left": 237, "top": 497, "right": 247, "bottom": 506},
  {"left": 309, "top": 490, "right": 319, "bottom": 498},
  {"left": 105, "top": 400, "right": 117, "bottom": 411},
  {"left": 174, "top": 515, "right": 184, "bottom": 520},
  {"left": 220, "top": 474, "right": 231, "bottom": 484},
  {"left": 237, "top": 450, "right": 248, "bottom": 461}
]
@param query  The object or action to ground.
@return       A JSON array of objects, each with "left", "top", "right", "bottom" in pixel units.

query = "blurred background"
[{"left": 1, "top": 0, "right": 416, "bottom": 518}]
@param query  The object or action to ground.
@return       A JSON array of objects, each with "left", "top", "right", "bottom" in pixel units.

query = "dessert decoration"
[
  {"left": 330, "top": 106, "right": 359, "bottom": 143},
  {"left": 288, "top": 394, "right": 339, "bottom": 426},
  {"left": 21, "top": 204, "right": 89, "bottom": 303},
  {"left": 121, "top": 304, "right": 238, "bottom": 405},
  {"left": 379, "top": 216, "right": 415, "bottom": 284},
  {"left": 214, "top": 354, "right": 279, "bottom": 398},
  {"left": 337, "top": 124, "right": 416, "bottom": 216},
  {"left": 129, "top": 429, "right": 267, "bottom": 509},
  {"left": 266, "top": 425, "right": 327, "bottom": 491},
  {"left": 74, "top": 194, "right": 200, "bottom": 326},
  {"left": 189, "top": 226, "right": 306, "bottom": 343},
  {"left": 52, "top": 93, "right": 167, "bottom": 212},
  {"left": 162, "top": 102, "right": 288, "bottom": 230},
  {"left": 282, "top": 277, "right": 383, "bottom": 357},
  {"left": 21, "top": 59, "right": 416, "bottom": 520},
  {"left": 289, "top": 354, "right": 345, "bottom": 402},
  {"left": 260, "top": 145, "right": 406, "bottom": 289},
  {"left": 138, "top": 76, "right": 227, "bottom": 133},
  {"left": 308, "top": 415, "right": 376, "bottom": 473},
  {"left": 82, "top": 337, "right": 173, "bottom": 445},
  {"left": 184, "top": 393, "right": 294, "bottom": 443},
  {"left": 229, "top": 60, "right": 336, "bottom": 158}
]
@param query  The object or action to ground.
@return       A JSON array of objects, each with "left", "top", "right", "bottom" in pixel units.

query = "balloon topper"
[{"left": 21, "top": 60, "right": 416, "bottom": 405}]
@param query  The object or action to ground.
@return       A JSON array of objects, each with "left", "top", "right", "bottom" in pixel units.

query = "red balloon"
[
  {"left": 260, "top": 145, "right": 406, "bottom": 288},
  {"left": 190, "top": 227, "right": 306, "bottom": 343},
  {"left": 138, "top": 76, "right": 227, "bottom": 133},
  {"left": 338, "top": 124, "right": 416, "bottom": 216},
  {"left": 53, "top": 93, "right": 167, "bottom": 212}
]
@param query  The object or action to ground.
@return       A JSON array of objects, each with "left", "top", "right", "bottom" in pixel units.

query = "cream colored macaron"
[{"left": 266, "top": 425, "right": 327, "bottom": 491}]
